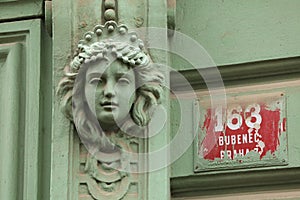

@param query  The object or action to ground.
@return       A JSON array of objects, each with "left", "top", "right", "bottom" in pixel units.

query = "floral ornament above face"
[{"left": 57, "top": 21, "right": 165, "bottom": 152}]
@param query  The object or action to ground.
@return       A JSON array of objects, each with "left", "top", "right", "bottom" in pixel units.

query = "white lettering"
[
  {"left": 242, "top": 134, "right": 248, "bottom": 143},
  {"left": 231, "top": 135, "right": 236, "bottom": 145},
  {"left": 233, "top": 149, "right": 244, "bottom": 158},
  {"left": 220, "top": 150, "right": 225, "bottom": 159},
  {"left": 254, "top": 132, "right": 260, "bottom": 142},
  {"left": 245, "top": 104, "right": 262, "bottom": 128},
  {"left": 221, "top": 148, "right": 256, "bottom": 160},
  {"left": 214, "top": 104, "right": 263, "bottom": 132},
  {"left": 238, "top": 149, "right": 244, "bottom": 156},
  {"left": 220, "top": 150, "right": 233, "bottom": 159},
  {"left": 249, "top": 132, "right": 253, "bottom": 143},
  {"left": 237, "top": 134, "right": 241, "bottom": 144},
  {"left": 227, "top": 150, "right": 232, "bottom": 159},
  {"left": 218, "top": 132, "right": 259, "bottom": 146},
  {"left": 219, "top": 136, "right": 224, "bottom": 146},
  {"left": 227, "top": 105, "right": 243, "bottom": 130},
  {"left": 214, "top": 106, "right": 224, "bottom": 132},
  {"left": 245, "top": 149, "right": 250, "bottom": 155},
  {"left": 225, "top": 136, "right": 230, "bottom": 145}
]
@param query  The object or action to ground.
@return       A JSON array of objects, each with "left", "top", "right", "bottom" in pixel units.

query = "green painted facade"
[
  {"left": 174, "top": 0, "right": 300, "bottom": 68},
  {"left": 0, "top": 0, "right": 299, "bottom": 199}
]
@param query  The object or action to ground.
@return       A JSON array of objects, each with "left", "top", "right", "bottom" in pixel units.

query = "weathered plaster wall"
[
  {"left": 170, "top": 0, "right": 300, "bottom": 182},
  {"left": 174, "top": 0, "right": 300, "bottom": 69}
]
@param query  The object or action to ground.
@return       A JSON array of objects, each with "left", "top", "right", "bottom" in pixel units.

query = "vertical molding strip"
[
  {"left": 147, "top": 0, "right": 170, "bottom": 199},
  {"left": 50, "top": 0, "right": 73, "bottom": 199}
]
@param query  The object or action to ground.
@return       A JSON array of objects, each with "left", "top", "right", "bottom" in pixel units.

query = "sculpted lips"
[{"left": 100, "top": 101, "right": 118, "bottom": 110}]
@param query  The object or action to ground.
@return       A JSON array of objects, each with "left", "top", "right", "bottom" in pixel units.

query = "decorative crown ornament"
[{"left": 70, "top": 21, "right": 149, "bottom": 72}]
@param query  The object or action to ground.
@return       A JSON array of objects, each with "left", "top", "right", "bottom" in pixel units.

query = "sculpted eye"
[
  {"left": 89, "top": 77, "right": 103, "bottom": 85},
  {"left": 118, "top": 77, "right": 130, "bottom": 85}
]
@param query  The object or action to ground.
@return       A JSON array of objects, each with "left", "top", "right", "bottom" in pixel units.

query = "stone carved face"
[
  {"left": 84, "top": 59, "right": 136, "bottom": 130},
  {"left": 57, "top": 22, "right": 165, "bottom": 151}
]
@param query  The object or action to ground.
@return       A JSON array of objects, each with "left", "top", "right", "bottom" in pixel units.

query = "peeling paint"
[
  {"left": 201, "top": 103, "right": 283, "bottom": 160},
  {"left": 195, "top": 93, "right": 288, "bottom": 172}
]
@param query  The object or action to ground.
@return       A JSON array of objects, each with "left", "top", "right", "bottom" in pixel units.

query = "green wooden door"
[{"left": 0, "top": 1, "right": 52, "bottom": 199}]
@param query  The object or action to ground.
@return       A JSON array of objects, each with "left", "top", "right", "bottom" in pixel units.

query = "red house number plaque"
[{"left": 194, "top": 92, "right": 288, "bottom": 172}]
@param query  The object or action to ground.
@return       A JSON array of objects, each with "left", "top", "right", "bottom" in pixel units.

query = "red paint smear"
[
  {"left": 200, "top": 104, "right": 283, "bottom": 160},
  {"left": 282, "top": 118, "right": 287, "bottom": 132},
  {"left": 200, "top": 109, "right": 222, "bottom": 158}
]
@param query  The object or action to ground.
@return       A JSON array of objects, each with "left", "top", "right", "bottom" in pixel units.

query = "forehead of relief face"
[{"left": 85, "top": 59, "right": 135, "bottom": 84}]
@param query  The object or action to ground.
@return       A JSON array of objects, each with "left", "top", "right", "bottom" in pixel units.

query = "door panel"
[
  {"left": 0, "top": 0, "right": 43, "bottom": 22},
  {"left": 0, "top": 19, "right": 41, "bottom": 200},
  {"left": 0, "top": 40, "right": 23, "bottom": 200}
]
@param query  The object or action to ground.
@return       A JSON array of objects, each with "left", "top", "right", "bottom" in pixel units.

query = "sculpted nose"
[{"left": 103, "top": 81, "right": 116, "bottom": 98}]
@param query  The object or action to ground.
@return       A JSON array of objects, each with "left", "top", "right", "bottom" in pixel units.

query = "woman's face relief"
[{"left": 84, "top": 59, "right": 136, "bottom": 130}]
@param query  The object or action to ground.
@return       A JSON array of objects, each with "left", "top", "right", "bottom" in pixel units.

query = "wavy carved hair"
[{"left": 57, "top": 41, "right": 164, "bottom": 151}]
